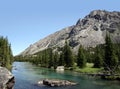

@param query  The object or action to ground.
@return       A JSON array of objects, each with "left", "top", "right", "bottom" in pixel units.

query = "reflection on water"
[{"left": 12, "top": 62, "right": 120, "bottom": 89}]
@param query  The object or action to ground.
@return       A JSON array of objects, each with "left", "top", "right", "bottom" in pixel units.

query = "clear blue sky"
[{"left": 0, "top": 0, "right": 120, "bottom": 55}]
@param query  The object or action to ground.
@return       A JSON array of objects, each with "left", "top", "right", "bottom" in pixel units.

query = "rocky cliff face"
[
  {"left": 20, "top": 10, "right": 120, "bottom": 56},
  {"left": 0, "top": 67, "right": 15, "bottom": 89}
]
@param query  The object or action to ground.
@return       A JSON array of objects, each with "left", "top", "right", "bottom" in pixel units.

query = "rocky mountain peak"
[
  {"left": 89, "top": 10, "right": 107, "bottom": 17},
  {"left": 20, "top": 10, "right": 120, "bottom": 56}
]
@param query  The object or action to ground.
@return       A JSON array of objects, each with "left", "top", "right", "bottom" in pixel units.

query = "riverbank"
[
  {"left": 73, "top": 63, "right": 102, "bottom": 73},
  {"left": 12, "top": 62, "right": 120, "bottom": 89},
  {"left": 62, "top": 63, "right": 120, "bottom": 81}
]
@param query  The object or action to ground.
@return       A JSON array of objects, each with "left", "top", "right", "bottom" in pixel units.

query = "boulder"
[
  {"left": 56, "top": 66, "right": 64, "bottom": 71},
  {"left": 38, "top": 79, "right": 77, "bottom": 87},
  {"left": 0, "top": 67, "right": 15, "bottom": 89}
]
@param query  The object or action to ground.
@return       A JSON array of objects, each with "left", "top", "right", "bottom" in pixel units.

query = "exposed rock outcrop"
[
  {"left": 0, "top": 67, "right": 15, "bottom": 89},
  {"left": 20, "top": 10, "right": 120, "bottom": 56}
]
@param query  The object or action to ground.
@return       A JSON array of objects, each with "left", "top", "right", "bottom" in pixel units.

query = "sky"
[{"left": 0, "top": 0, "right": 120, "bottom": 56}]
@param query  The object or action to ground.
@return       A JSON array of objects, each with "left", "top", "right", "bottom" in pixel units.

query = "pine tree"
[
  {"left": 58, "top": 52, "right": 65, "bottom": 66},
  {"left": 93, "top": 46, "right": 103, "bottom": 68},
  {"left": 53, "top": 52, "right": 59, "bottom": 69},
  {"left": 104, "top": 33, "right": 119, "bottom": 73},
  {"left": 8, "top": 44, "right": 14, "bottom": 64},
  {"left": 77, "top": 45, "right": 86, "bottom": 68},
  {"left": 63, "top": 41, "right": 74, "bottom": 67},
  {"left": 44, "top": 49, "right": 49, "bottom": 67},
  {"left": 0, "top": 36, "right": 13, "bottom": 69},
  {"left": 48, "top": 48, "right": 54, "bottom": 68}
]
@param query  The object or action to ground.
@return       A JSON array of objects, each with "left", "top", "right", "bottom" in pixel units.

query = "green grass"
[
  {"left": 74, "top": 63, "right": 102, "bottom": 73},
  {"left": 86, "top": 63, "right": 94, "bottom": 67}
]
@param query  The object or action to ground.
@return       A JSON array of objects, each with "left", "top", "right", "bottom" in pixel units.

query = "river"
[{"left": 12, "top": 62, "right": 120, "bottom": 89}]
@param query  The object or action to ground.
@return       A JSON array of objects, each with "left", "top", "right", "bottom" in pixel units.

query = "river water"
[{"left": 12, "top": 62, "right": 120, "bottom": 89}]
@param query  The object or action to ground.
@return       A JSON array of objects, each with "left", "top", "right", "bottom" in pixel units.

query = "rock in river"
[
  {"left": 0, "top": 67, "right": 15, "bottom": 89},
  {"left": 38, "top": 79, "right": 77, "bottom": 87}
]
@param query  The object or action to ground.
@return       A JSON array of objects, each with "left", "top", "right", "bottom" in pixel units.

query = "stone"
[
  {"left": 0, "top": 67, "right": 15, "bottom": 89},
  {"left": 56, "top": 66, "right": 64, "bottom": 71},
  {"left": 38, "top": 79, "right": 77, "bottom": 87}
]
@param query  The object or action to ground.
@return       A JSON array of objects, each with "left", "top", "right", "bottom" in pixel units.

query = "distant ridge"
[{"left": 20, "top": 10, "right": 120, "bottom": 56}]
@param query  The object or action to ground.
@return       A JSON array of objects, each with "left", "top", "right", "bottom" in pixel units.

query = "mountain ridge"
[{"left": 20, "top": 10, "right": 120, "bottom": 56}]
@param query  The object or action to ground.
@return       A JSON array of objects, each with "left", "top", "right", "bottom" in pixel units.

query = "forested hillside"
[{"left": 15, "top": 33, "right": 120, "bottom": 75}]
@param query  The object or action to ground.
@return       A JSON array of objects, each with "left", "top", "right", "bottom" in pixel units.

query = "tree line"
[
  {"left": 0, "top": 36, "right": 14, "bottom": 69},
  {"left": 15, "top": 33, "right": 120, "bottom": 73}
]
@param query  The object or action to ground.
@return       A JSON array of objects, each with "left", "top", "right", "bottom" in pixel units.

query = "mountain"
[{"left": 20, "top": 10, "right": 120, "bottom": 56}]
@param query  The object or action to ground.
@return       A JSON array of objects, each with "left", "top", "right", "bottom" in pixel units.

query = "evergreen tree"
[
  {"left": 116, "top": 44, "right": 120, "bottom": 62},
  {"left": 8, "top": 44, "right": 14, "bottom": 64},
  {"left": 0, "top": 36, "right": 13, "bottom": 69},
  {"left": 63, "top": 41, "right": 74, "bottom": 67},
  {"left": 93, "top": 46, "right": 103, "bottom": 68},
  {"left": 48, "top": 48, "right": 54, "bottom": 68},
  {"left": 104, "top": 33, "right": 118, "bottom": 73},
  {"left": 77, "top": 45, "right": 86, "bottom": 68},
  {"left": 42, "top": 49, "right": 49, "bottom": 67},
  {"left": 58, "top": 52, "right": 65, "bottom": 66},
  {"left": 53, "top": 52, "right": 59, "bottom": 69}
]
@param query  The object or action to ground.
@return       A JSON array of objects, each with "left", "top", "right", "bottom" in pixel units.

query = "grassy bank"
[{"left": 74, "top": 63, "right": 103, "bottom": 73}]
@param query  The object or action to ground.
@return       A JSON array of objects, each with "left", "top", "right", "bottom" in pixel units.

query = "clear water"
[{"left": 12, "top": 62, "right": 120, "bottom": 89}]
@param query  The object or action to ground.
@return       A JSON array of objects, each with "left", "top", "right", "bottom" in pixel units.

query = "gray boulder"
[{"left": 0, "top": 67, "right": 15, "bottom": 89}]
